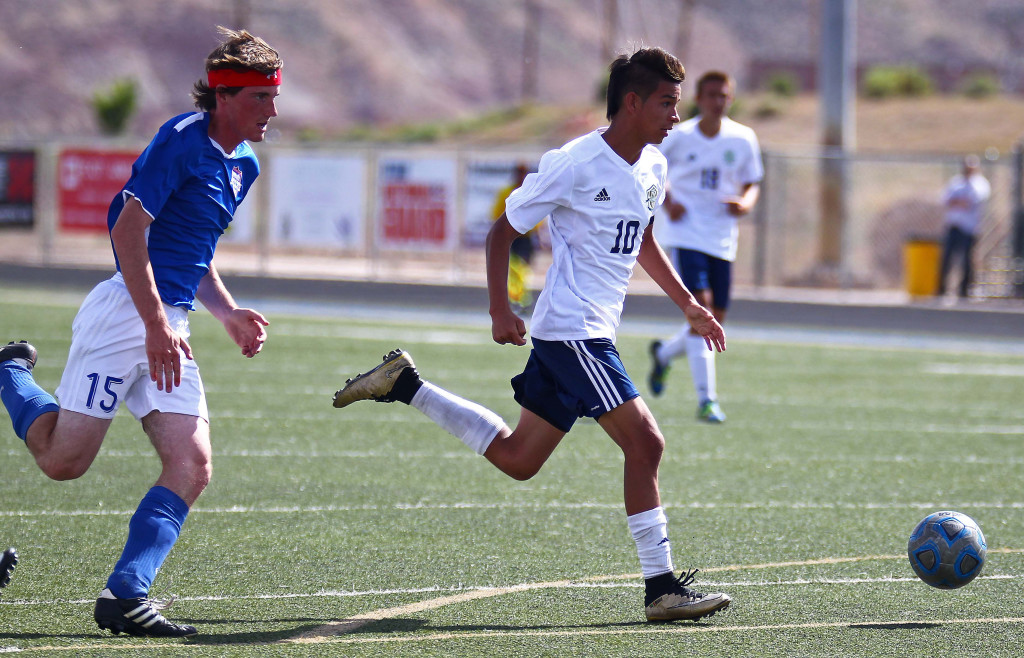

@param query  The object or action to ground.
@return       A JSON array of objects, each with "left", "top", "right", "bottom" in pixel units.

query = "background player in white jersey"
[
  {"left": 648, "top": 71, "right": 763, "bottom": 423},
  {"left": 334, "top": 48, "right": 732, "bottom": 623},
  {"left": 0, "top": 27, "right": 280, "bottom": 637}
]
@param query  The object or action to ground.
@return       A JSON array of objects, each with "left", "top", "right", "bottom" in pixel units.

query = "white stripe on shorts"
[{"left": 565, "top": 340, "right": 623, "bottom": 412}]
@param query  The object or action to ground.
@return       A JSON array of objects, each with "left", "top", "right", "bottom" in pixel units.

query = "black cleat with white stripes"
[
  {"left": 0, "top": 547, "right": 17, "bottom": 594},
  {"left": 94, "top": 588, "right": 197, "bottom": 637}
]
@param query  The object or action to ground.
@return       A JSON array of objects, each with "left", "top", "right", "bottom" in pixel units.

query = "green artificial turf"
[{"left": 1, "top": 290, "right": 1021, "bottom": 656}]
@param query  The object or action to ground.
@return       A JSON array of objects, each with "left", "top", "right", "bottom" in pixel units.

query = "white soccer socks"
[
  {"left": 685, "top": 332, "right": 716, "bottom": 403},
  {"left": 410, "top": 382, "right": 505, "bottom": 456},
  {"left": 656, "top": 329, "right": 689, "bottom": 366},
  {"left": 627, "top": 506, "right": 674, "bottom": 579}
]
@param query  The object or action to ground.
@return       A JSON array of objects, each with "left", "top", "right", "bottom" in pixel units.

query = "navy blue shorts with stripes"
[
  {"left": 510, "top": 338, "right": 639, "bottom": 433},
  {"left": 672, "top": 247, "right": 733, "bottom": 310}
]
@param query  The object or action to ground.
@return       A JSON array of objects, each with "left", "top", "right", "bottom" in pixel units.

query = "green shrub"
[
  {"left": 682, "top": 98, "right": 744, "bottom": 119},
  {"left": 753, "top": 97, "right": 783, "bottom": 119},
  {"left": 766, "top": 71, "right": 800, "bottom": 97},
  {"left": 861, "top": 66, "right": 933, "bottom": 99},
  {"left": 961, "top": 73, "right": 1000, "bottom": 99},
  {"left": 396, "top": 122, "right": 441, "bottom": 143},
  {"left": 92, "top": 78, "right": 137, "bottom": 135}
]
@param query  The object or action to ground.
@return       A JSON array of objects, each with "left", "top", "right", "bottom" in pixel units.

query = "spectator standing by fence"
[{"left": 938, "top": 154, "right": 990, "bottom": 298}]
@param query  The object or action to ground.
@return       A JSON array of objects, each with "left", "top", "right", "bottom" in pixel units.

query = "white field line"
[
  {"left": 2, "top": 572, "right": 1021, "bottom": 609},
  {"left": 10, "top": 616, "right": 1024, "bottom": 653},
  {"left": 4, "top": 499, "right": 1024, "bottom": 518},
  {"left": 923, "top": 363, "right": 1024, "bottom": 377},
  {"left": 286, "top": 548, "right": 1024, "bottom": 646},
  {"left": 2, "top": 550, "right": 1022, "bottom": 652},
  {"left": 8, "top": 446, "right": 1024, "bottom": 466},
  {"left": 2, "top": 499, "right": 1024, "bottom": 519}
]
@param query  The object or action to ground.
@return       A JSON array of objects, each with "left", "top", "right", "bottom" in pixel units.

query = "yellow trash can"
[{"left": 903, "top": 238, "right": 941, "bottom": 296}]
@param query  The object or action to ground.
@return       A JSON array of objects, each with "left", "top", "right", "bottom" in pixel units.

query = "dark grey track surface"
[{"left": 1, "top": 263, "right": 1021, "bottom": 340}]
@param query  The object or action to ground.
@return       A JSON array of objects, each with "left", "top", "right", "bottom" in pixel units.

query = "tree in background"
[{"left": 93, "top": 79, "right": 137, "bottom": 135}]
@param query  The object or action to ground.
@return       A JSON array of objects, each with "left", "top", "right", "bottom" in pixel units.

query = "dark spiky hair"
[{"left": 606, "top": 47, "right": 685, "bottom": 119}]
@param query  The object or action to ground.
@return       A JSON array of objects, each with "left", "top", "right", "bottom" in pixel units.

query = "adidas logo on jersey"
[{"left": 594, "top": 188, "right": 611, "bottom": 202}]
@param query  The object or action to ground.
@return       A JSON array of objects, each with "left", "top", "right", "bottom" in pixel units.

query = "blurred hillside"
[{"left": 2, "top": 0, "right": 1023, "bottom": 150}]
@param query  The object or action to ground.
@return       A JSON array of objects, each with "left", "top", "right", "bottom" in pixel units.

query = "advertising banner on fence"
[
  {"left": 268, "top": 152, "right": 366, "bottom": 248},
  {"left": 376, "top": 155, "right": 456, "bottom": 251},
  {"left": 58, "top": 149, "right": 138, "bottom": 232},
  {"left": 463, "top": 158, "right": 532, "bottom": 247},
  {"left": 220, "top": 189, "right": 256, "bottom": 244},
  {"left": 0, "top": 150, "right": 35, "bottom": 227}
]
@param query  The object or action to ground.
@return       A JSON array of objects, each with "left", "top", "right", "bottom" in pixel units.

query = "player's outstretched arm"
[
  {"left": 637, "top": 225, "right": 725, "bottom": 352},
  {"left": 196, "top": 262, "right": 269, "bottom": 358},
  {"left": 486, "top": 215, "right": 527, "bottom": 346}
]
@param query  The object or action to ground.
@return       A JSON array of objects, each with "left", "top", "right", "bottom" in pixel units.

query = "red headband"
[{"left": 207, "top": 68, "right": 282, "bottom": 88}]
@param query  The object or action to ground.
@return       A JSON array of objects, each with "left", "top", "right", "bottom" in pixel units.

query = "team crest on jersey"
[
  {"left": 230, "top": 166, "right": 243, "bottom": 197},
  {"left": 724, "top": 150, "right": 736, "bottom": 165},
  {"left": 644, "top": 184, "right": 659, "bottom": 211}
]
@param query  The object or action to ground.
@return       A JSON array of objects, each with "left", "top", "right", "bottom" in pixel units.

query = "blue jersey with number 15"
[{"left": 107, "top": 111, "right": 260, "bottom": 310}]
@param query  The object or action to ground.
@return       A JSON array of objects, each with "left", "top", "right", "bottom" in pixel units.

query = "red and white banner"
[
  {"left": 376, "top": 156, "right": 456, "bottom": 250},
  {"left": 58, "top": 149, "right": 137, "bottom": 232}
]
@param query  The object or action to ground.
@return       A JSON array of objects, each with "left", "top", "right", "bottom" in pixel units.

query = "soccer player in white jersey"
[
  {"left": 0, "top": 27, "right": 280, "bottom": 637},
  {"left": 648, "top": 71, "right": 763, "bottom": 423},
  {"left": 334, "top": 48, "right": 732, "bottom": 622}
]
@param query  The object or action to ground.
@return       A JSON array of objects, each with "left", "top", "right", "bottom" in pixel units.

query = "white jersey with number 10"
[{"left": 505, "top": 129, "right": 667, "bottom": 342}]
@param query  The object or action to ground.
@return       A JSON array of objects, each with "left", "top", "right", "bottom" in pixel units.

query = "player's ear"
[{"left": 623, "top": 91, "right": 642, "bottom": 115}]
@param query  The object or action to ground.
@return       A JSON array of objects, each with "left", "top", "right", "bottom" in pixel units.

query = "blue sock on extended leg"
[
  {"left": 106, "top": 486, "right": 190, "bottom": 599},
  {"left": 0, "top": 362, "right": 60, "bottom": 441}
]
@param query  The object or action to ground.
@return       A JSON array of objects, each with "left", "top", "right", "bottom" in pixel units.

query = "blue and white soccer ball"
[{"left": 908, "top": 510, "right": 987, "bottom": 589}]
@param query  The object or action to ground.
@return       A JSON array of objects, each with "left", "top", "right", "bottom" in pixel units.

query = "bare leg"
[
  {"left": 25, "top": 410, "right": 112, "bottom": 481},
  {"left": 142, "top": 411, "right": 212, "bottom": 506},
  {"left": 597, "top": 397, "right": 665, "bottom": 515},
  {"left": 483, "top": 407, "right": 566, "bottom": 481}
]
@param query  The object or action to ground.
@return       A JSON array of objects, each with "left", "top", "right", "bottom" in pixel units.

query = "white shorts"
[{"left": 55, "top": 273, "right": 209, "bottom": 422}]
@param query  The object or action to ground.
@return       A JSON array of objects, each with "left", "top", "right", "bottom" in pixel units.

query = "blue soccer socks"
[
  {"left": 105, "top": 486, "right": 190, "bottom": 599},
  {"left": 0, "top": 362, "right": 60, "bottom": 441}
]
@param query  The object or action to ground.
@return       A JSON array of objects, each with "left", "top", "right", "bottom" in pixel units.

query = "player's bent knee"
[
  {"left": 36, "top": 455, "right": 91, "bottom": 482},
  {"left": 503, "top": 462, "right": 542, "bottom": 481},
  {"left": 184, "top": 456, "right": 213, "bottom": 492},
  {"left": 191, "top": 463, "right": 212, "bottom": 492},
  {"left": 489, "top": 447, "right": 544, "bottom": 481}
]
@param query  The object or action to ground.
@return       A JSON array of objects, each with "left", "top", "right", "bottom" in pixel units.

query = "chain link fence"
[
  {"left": 738, "top": 150, "right": 1019, "bottom": 297},
  {"left": 2, "top": 141, "right": 1021, "bottom": 298}
]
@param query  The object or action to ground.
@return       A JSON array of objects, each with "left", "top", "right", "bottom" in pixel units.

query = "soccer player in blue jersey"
[
  {"left": 0, "top": 27, "right": 281, "bottom": 637},
  {"left": 334, "top": 48, "right": 732, "bottom": 622}
]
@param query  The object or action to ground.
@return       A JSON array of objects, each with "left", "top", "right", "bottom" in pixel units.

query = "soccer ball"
[{"left": 907, "top": 510, "right": 987, "bottom": 589}]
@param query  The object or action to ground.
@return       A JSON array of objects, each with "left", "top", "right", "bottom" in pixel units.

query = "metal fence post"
[
  {"left": 753, "top": 151, "right": 768, "bottom": 288},
  {"left": 1013, "top": 141, "right": 1024, "bottom": 297}
]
